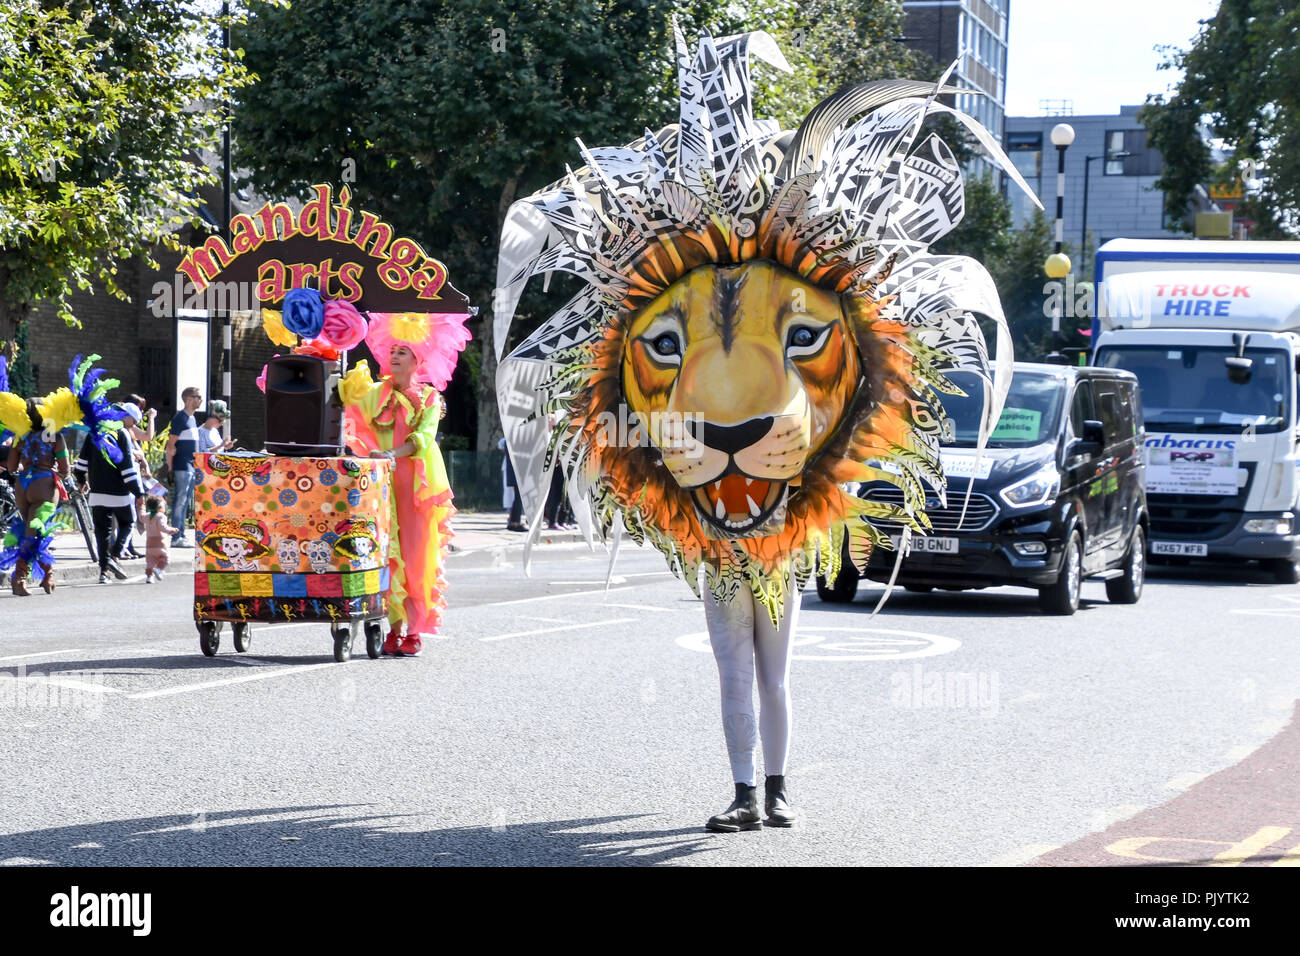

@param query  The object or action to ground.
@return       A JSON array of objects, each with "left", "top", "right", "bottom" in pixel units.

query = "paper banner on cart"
[
  {"left": 192, "top": 453, "right": 392, "bottom": 623},
  {"left": 1145, "top": 444, "right": 1239, "bottom": 496}
]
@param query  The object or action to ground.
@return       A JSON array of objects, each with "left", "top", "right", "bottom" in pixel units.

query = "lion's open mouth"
[{"left": 691, "top": 474, "right": 788, "bottom": 536}]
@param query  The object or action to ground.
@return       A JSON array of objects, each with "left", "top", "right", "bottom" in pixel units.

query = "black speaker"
[{"left": 264, "top": 355, "right": 343, "bottom": 456}]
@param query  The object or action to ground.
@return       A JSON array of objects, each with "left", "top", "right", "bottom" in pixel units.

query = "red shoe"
[
  {"left": 382, "top": 632, "right": 401, "bottom": 656},
  {"left": 397, "top": 635, "right": 422, "bottom": 657}
]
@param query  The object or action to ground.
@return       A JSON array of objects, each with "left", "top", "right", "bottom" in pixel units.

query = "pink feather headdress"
[{"left": 365, "top": 312, "right": 473, "bottom": 391}]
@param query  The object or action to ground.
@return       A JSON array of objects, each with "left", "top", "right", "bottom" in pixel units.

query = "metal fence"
[{"left": 446, "top": 450, "right": 506, "bottom": 512}]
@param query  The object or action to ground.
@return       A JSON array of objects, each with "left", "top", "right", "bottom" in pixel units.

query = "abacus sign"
[{"left": 175, "top": 184, "right": 470, "bottom": 313}]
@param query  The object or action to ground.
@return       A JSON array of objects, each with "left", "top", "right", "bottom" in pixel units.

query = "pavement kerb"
[{"left": 1, "top": 516, "right": 589, "bottom": 587}]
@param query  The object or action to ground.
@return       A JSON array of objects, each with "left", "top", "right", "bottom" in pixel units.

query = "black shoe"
[
  {"left": 107, "top": 559, "right": 128, "bottom": 581},
  {"left": 764, "top": 775, "right": 796, "bottom": 827},
  {"left": 705, "top": 783, "right": 761, "bottom": 833}
]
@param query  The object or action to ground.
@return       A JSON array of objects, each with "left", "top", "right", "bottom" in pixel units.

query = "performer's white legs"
[{"left": 703, "top": 576, "right": 800, "bottom": 786}]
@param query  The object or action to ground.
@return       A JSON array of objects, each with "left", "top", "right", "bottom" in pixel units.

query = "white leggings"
[{"left": 702, "top": 578, "right": 800, "bottom": 787}]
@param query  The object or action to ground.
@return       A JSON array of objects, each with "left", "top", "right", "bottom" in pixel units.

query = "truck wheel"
[
  {"left": 1267, "top": 557, "right": 1300, "bottom": 585},
  {"left": 815, "top": 562, "right": 860, "bottom": 604},
  {"left": 1038, "top": 532, "right": 1082, "bottom": 616},
  {"left": 1106, "top": 527, "right": 1145, "bottom": 604}
]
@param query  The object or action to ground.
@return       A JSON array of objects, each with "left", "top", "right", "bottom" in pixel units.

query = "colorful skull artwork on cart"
[
  {"left": 332, "top": 518, "right": 380, "bottom": 570},
  {"left": 274, "top": 535, "right": 302, "bottom": 574},
  {"left": 303, "top": 538, "right": 333, "bottom": 574},
  {"left": 199, "top": 518, "right": 271, "bottom": 572}
]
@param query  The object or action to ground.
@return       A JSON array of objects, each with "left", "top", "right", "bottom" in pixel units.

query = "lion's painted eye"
[
  {"left": 644, "top": 331, "right": 683, "bottom": 366},
  {"left": 786, "top": 323, "right": 831, "bottom": 359}
]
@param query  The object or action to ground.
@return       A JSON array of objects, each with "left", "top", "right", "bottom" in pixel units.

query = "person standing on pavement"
[
  {"left": 75, "top": 419, "right": 146, "bottom": 584},
  {"left": 197, "top": 400, "right": 235, "bottom": 454},
  {"left": 165, "top": 386, "right": 203, "bottom": 547}
]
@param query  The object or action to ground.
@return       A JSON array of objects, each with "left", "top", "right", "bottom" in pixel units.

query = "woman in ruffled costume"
[
  {"left": 1, "top": 355, "right": 128, "bottom": 595},
  {"left": 338, "top": 312, "right": 471, "bottom": 657}
]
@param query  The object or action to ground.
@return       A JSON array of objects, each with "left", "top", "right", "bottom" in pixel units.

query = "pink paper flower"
[{"left": 319, "top": 299, "right": 368, "bottom": 351}]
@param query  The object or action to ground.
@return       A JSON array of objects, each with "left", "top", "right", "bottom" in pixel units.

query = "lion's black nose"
[{"left": 686, "top": 417, "right": 774, "bottom": 456}]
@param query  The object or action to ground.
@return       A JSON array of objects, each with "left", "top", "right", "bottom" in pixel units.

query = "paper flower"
[
  {"left": 281, "top": 288, "right": 324, "bottom": 339},
  {"left": 319, "top": 299, "right": 368, "bottom": 350},
  {"left": 261, "top": 309, "right": 298, "bottom": 347},
  {"left": 294, "top": 338, "right": 341, "bottom": 361},
  {"left": 338, "top": 362, "right": 374, "bottom": 407}
]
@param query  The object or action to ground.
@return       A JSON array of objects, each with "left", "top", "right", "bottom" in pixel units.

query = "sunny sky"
[{"left": 1004, "top": 0, "right": 1222, "bottom": 118}]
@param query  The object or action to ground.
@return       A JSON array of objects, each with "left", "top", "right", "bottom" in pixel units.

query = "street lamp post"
[
  {"left": 1081, "top": 151, "right": 1132, "bottom": 268},
  {"left": 1044, "top": 123, "right": 1075, "bottom": 332}
]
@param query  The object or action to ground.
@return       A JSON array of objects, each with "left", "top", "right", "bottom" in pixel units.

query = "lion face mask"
[{"left": 494, "top": 28, "right": 1040, "bottom": 622}]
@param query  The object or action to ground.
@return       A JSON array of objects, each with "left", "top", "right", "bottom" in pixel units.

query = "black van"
[{"left": 816, "top": 363, "right": 1148, "bottom": 614}]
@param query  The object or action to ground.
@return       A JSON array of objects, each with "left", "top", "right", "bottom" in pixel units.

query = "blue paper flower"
[{"left": 282, "top": 288, "right": 324, "bottom": 339}]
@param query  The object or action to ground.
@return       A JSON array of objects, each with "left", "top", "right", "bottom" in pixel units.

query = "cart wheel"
[
  {"left": 364, "top": 620, "right": 384, "bottom": 659},
  {"left": 198, "top": 621, "right": 221, "bottom": 657},
  {"left": 232, "top": 622, "right": 252, "bottom": 653},
  {"left": 332, "top": 625, "right": 353, "bottom": 663}
]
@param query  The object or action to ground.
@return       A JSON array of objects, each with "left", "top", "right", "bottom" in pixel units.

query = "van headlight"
[
  {"left": 1244, "top": 514, "right": 1294, "bottom": 535},
  {"left": 999, "top": 467, "right": 1060, "bottom": 509}
]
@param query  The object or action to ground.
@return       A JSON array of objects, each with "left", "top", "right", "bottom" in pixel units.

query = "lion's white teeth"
[
  {"left": 713, "top": 480, "right": 722, "bottom": 493},
  {"left": 746, "top": 495, "right": 760, "bottom": 517},
  {"left": 715, "top": 497, "right": 726, "bottom": 520}
]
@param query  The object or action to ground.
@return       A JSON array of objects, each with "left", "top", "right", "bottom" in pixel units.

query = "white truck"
[{"left": 1091, "top": 238, "right": 1300, "bottom": 582}]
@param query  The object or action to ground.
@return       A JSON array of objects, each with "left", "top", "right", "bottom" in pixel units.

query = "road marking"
[
  {"left": 602, "top": 603, "right": 687, "bottom": 612},
  {"left": 1224, "top": 744, "right": 1256, "bottom": 761},
  {"left": 0, "top": 649, "right": 86, "bottom": 663},
  {"left": 550, "top": 577, "right": 628, "bottom": 585},
  {"left": 481, "top": 618, "right": 635, "bottom": 642},
  {"left": 676, "top": 625, "right": 960, "bottom": 662},
  {"left": 128, "top": 660, "right": 356, "bottom": 700},
  {"left": 44, "top": 677, "right": 122, "bottom": 695},
  {"left": 484, "top": 586, "right": 635, "bottom": 607},
  {"left": 979, "top": 843, "right": 1060, "bottom": 867}
]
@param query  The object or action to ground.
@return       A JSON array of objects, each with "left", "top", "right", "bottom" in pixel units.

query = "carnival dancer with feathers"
[
  {"left": 1, "top": 354, "right": 132, "bottom": 595},
  {"left": 337, "top": 311, "right": 471, "bottom": 657},
  {"left": 495, "top": 28, "right": 1040, "bottom": 829}
]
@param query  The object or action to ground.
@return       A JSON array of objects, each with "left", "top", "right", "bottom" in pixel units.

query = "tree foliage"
[
  {"left": 0, "top": 0, "right": 266, "bottom": 366},
  {"left": 1141, "top": 0, "right": 1300, "bottom": 237}
]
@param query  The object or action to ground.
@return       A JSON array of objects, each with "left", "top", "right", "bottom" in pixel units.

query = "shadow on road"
[
  {"left": 0, "top": 806, "right": 721, "bottom": 866},
  {"left": 1144, "top": 563, "right": 1287, "bottom": 588}
]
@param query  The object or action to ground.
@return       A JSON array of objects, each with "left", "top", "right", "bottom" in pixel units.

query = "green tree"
[
  {"left": 1141, "top": 0, "right": 1300, "bottom": 237},
  {"left": 933, "top": 174, "right": 1012, "bottom": 264},
  {"left": 233, "top": 0, "right": 950, "bottom": 449},
  {"left": 0, "top": 0, "right": 266, "bottom": 390}
]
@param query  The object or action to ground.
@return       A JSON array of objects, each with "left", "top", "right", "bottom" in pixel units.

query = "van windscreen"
[
  {"left": 1095, "top": 344, "right": 1290, "bottom": 433},
  {"left": 940, "top": 371, "right": 1065, "bottom": 448}
]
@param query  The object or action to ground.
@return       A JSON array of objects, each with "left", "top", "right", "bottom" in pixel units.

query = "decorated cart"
[{"left": 192, "top": 452, "right": 392, "bottom": 661}]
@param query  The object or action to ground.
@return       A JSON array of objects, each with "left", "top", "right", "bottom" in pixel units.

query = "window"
[
  {"left": 1069, "top": 381, "right": 1095, "bottom": 436},
  {"left": 1104, "top": 129, "right": 1164, "bottom": 177}
]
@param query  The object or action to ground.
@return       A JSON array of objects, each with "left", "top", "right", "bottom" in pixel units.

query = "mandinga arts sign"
[{"left": 175, "top": 184, "right": 469, "bottom": 313}]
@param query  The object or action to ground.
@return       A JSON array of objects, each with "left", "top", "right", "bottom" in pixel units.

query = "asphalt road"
[{"left": 1, "top": 540, "right": 1297, "bottom": 867}]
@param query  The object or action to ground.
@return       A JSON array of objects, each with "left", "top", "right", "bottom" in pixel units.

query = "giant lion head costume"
[{"left": 495, "top": 28, "right": 1039, "bottom": 622}]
